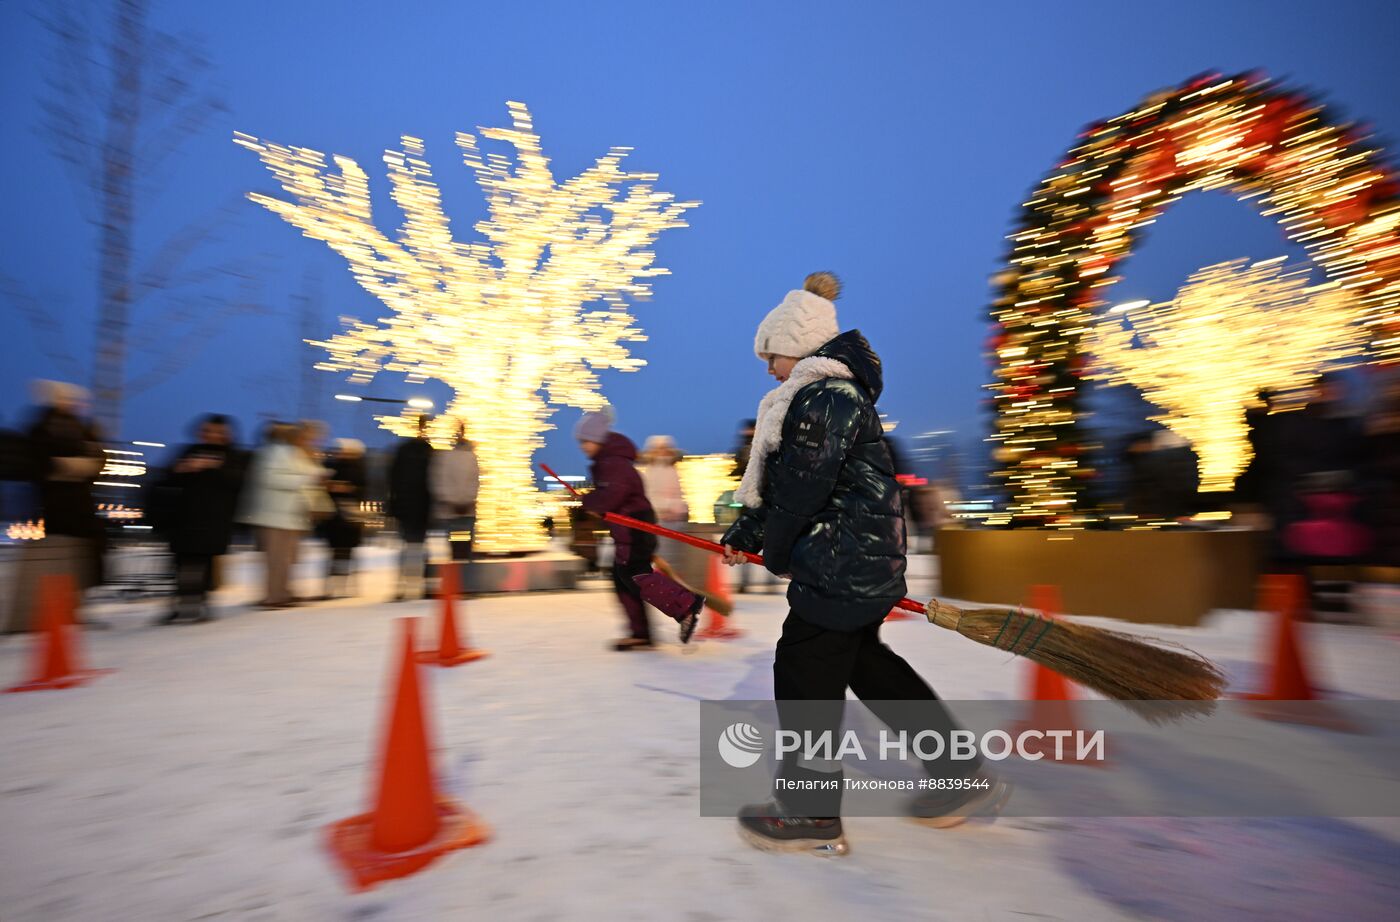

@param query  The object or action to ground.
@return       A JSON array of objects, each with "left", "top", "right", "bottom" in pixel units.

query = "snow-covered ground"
[{"left": 2, "top": 545, "right": 1398, "bottom": 921}]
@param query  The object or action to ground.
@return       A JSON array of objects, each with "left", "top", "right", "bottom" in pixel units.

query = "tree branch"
[
  {"left": 137, "top": 31, "right": 225, "bottom": 179},
  {"left": 0, "top": 270, "right": 82, "bottom": 379},
  {"left": 126, "top": 270, "right": 269, "bottom": 395},
  {"left": 130, "top": 196, "right": 244, "bottom": 304},
  {"left": 129, "top": 253, "right": 264, "bottom": 353},
  {"left": 34, "top": 4, "right": 103, "bottom": 217}
]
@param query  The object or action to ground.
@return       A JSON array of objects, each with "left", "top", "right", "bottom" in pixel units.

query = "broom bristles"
[{"left": 927, "top": 600, "right": 1226, "bottom": 720}]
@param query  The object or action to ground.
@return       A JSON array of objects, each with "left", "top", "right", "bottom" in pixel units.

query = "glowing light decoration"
[
  {"left": 236, "top": 104, "right": 697, "bottom": 552},
  {"left": 676, "top": 454, "right": 738, "bottom": 525},
  {"left": 990, "top": 72, "right": 1400, "bottom": 523},
  {"left": 1088, "top": 258, "right": 1362, "bottom": 492},
  {"left": 7, "top": 520, "right": 45, "bottom": 541}
]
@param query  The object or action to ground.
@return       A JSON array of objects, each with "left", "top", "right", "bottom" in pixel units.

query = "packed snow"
[{"left": 2, "top": 543, "right": 1398, "bottom": 921}]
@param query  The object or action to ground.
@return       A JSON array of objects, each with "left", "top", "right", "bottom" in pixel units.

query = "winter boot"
[
  {"left": 907, "top": 771, "right": 1013, "bottom": 828},
  {"left": 678, "top": 605, "right": 700, "bottom": 644},
  {"left": 737, "top": 803, "right": 848, "bottom": 856},
  {"left": 738, "top": 760, "right": 847, "bottom": 856},
  {"left": 155, "top": 595, "right": 198, "bottom": 625},
  {"left": 632, "top": 570, "right": 703, "bottom": 644}
]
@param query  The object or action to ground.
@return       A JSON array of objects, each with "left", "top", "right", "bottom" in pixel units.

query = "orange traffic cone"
[
  {"left": 697, "top": 554, "right": 742, "bottom": 640},
  {"left": 1007, "top": 584, "right": 1105, "bottom": 766},
  {"left": 325, "top": 617, "right": 489, "bottom": 891},
  {"left": 1239, "top": 574, "right": 1359, "bottom": 731},
  {"left": 5, "top": 574, "right": 112, "bottom": 694},
  {"left": 417, "top": 563, "right": 488, "bottom": 667},
  {"left": 1242, "top": 575, "right": 1317, "bottom": 700}
]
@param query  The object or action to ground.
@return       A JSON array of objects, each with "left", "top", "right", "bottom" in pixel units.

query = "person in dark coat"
[
  {"left": 575, "top": 408, "right": 666, "bottom": 650},
  {"left": 151, "top": 414, "right": 247, "bottom": 624},
  {"left": 1266, "top": 374, "right": 1363, "bottom": 565},
  {"left": 0, "top": 421, "right": 37, "bottom": 532},
  {"left": 1124, "top": 427, "right": 1199, "bottom": 521},
  {"left": 730, "top": 419, "right": 756, "bottom": 479},
  {"left": 3, "top": 382, "right": 105, "bottom": 633},
  {"left": 1234, "top": 389, "right": 1277, "bottom": 507},
  {"left": 1363, "top": 378, "right": 1400, "bottom": 568},
  {"left": 388, "top": 415, "right": 435, "bottom": 601},
  {"left": 720, "top": 273, "right": 1000, "bottom": 855},
  {"left": 320, "top": 438, "right": 367, "bottom": 598}
]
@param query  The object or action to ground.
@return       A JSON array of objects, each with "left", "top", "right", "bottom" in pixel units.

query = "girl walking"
[
  {"left": 720, "top": 273, "right": 1002, "bottom": 855},
  {"left": 575, "top": 409, "right": 697, "bottom": 650}
]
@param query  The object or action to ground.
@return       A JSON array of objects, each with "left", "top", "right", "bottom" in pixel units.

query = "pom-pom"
[{"left": 804, "top": 271, "right": 842, "bottom": 302}]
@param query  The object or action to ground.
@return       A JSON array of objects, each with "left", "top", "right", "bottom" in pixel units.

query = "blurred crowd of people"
[
  {"left": 1240, "top": 374, "right": 1400, "bottom": 571},
  {"left": 1119, "top": 372, "right": 1400, "bottom": 574},
  {"left": 6, "top": 383, "right": 983, "bottom": 639},
  {"left": 0, "top": 381, "right": 479, "bottom": 632}
]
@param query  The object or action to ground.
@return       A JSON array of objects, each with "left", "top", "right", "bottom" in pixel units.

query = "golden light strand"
[
  {"left": 1088, "top": 258, "right": 1362, "bottom": 491},
  {"left": 675, "top": 454, "right": 738, "bottom": 525},
  {"left": 236, "top": 104, "right": 698, "bottom": 552}
]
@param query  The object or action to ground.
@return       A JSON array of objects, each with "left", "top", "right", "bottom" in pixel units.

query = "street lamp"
[{"left": 334, "top": 394, "right": 434, "bottom": 409}]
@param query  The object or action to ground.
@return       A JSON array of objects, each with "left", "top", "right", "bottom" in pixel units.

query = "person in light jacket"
[
  {"left": 637, "top": 434, "right": 688, "bottom": 528},
  {"left": 239, "top": 422, "right": 327, "bottom": 608},
  {"left": 431, "top": 421, "right": 480, "bottom": 563}
]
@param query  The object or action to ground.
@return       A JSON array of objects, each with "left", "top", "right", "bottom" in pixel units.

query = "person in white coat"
[
  {"left": 431, "top": 421, "right": 480, "bottom": 563},
  {"left": 239, "top": 422, "right": 329, "bottom": 608},
  {"left": 637, "top": 434, "right": 688, "bottom": 528}
]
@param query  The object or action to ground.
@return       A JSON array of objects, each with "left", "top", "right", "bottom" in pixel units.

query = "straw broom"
[
  {"left": 543, "top": 466, "right": 1225, "bottom": 717},
  {"left": 921, "top": 597, "right": 1224, "bottom": 719}
]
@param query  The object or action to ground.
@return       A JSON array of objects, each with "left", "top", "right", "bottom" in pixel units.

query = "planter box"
[
  {"left": 662, "top": 524, "right": 728, "bottom": 592},
  {"left": 935, "top": 528, "right": 1264, "bottom": 626},
  {"left": 431, "top": 552, "right": 583, "bottom": 594}
]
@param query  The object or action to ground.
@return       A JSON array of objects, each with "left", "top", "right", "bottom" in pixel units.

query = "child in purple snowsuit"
[{"left": 575, "top": 409, "right": 696, "bottom": 650}]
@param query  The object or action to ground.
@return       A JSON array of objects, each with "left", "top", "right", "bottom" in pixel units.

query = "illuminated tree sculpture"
[
  {"left": 236, "top": 103, "right": 697, "bottom": 552},
  {"left": 1088, "top": 258, "right": 1362, "bottom": 492}
]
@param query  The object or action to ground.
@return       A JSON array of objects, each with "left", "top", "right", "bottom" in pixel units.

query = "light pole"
[
  {"left": 334, "top": 394, "right": 434, "bottom": 409},
  {"left": 335, "top": 395, "right": 434, "bottom": 441}
]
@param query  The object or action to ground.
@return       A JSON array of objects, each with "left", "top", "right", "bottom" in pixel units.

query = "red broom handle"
[{"left": 541, "top": 464, "right": 927, "bottom": 615}]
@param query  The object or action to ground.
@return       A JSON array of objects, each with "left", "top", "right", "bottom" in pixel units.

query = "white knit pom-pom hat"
[{"left": 753, "top": 272, "right": 842, "bottom": 359}]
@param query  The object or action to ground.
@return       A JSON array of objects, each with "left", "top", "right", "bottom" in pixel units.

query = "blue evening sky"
[{"left": 2, "top": 0, "right": 1397, "bottom": 477}]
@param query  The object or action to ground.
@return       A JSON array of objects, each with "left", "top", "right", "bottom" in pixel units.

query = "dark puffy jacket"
[
  {"left": 388, "top": 437, "right": 434, "bottom": 535},
  {"left": 26, "top": 406, "right": 104, "bottom": 539},
  {"left": 580, "top": 432, "right": 657, "bottom": 566},
  {"left": 722, "top": 331, "right": 906, "bottom": 630},
  {"left": 321, "top": 455, "right": 367, "bottom": 551},
  {"left": 151, "top": 442, "right": 248, "bottom": 556}
]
